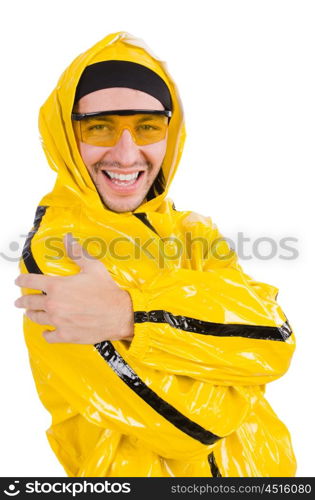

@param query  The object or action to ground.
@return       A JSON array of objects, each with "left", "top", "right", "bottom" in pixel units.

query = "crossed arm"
[
  {"left": 15, "top": 229, "right": 295, "bottom": 384},
  {"left": 15, "top": 233, "right": 135, "bottom": 344},
  {"left": 15, "top": 222, "right": 296, "bottom": 463}
]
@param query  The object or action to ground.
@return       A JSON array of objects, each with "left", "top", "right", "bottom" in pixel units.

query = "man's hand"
[{"left": 14, "top": 233, "right": 134, "bottom": 344}]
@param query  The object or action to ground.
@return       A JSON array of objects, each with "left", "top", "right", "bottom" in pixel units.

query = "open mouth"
[
  {"left": 100, "top": 169, "right": 146, "bottom": 193},
  {"left": 102, "top": 170, "right": 144, "bottom": 185}
]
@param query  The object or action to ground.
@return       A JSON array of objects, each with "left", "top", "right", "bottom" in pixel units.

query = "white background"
[{"left": 1, "top": 0, "right": 314, "bottom": 477}]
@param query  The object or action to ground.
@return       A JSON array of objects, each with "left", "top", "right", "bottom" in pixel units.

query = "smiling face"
[{"left": 73, "top": 87, "right": 168, "bottom": 213}]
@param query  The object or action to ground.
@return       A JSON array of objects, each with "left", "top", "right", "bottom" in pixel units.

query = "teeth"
[{"left": 105, "top": 171, "right": 140, "bottom": 181}]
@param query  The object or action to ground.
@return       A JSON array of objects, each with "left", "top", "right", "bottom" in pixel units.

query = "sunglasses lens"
[
  {"left": 74, "top": 114, "right": 168, "bottom": 147},
  {"left": 79, "top": 117, "right": 116, "bottom": 146},
  {"left": 134, "top": 115, "right": 168, "bottom": 145}
]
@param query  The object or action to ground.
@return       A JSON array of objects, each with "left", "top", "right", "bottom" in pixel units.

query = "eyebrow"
[
  {"left": 135, "top": 115, "right": 157, "bottom": 123},
  {"left": 85, "top": 114, "right": 158, "bottom": 124},
  {"left": 86, "top": 116, "right": 115, "bottom": 123}
]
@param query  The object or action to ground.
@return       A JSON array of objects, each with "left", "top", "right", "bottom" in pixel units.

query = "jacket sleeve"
[
  {"left": 126, "top": 213, "right": 296, "bottom": 387},
  {"left": 19, "top": 222, "right": 258, "bottom": 463}
]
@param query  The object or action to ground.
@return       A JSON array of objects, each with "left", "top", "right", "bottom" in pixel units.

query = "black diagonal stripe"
[
  {"left": 94, "top": 340, "right": 222, "bottom": 446},
  {"left": 22, "top": 205, "right": 48, "bottom": 274},
  {"left": 133, "top": 212, "right": 160, "bottom": 236},
  {"left": 208, "top": 452, "right": 222, "bottom": 477},
  {"left": 134, "top": 310, "right": 292, "bottom": 342}
]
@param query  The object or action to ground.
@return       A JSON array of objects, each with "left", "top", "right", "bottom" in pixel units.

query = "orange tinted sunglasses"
[{"left": 72, "top": 109, "right": 171, "bottom": 147}]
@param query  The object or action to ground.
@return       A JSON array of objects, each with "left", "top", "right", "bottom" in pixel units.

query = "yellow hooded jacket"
[{"left": 19, "top": 31, "right": 296, "bottom": 477}]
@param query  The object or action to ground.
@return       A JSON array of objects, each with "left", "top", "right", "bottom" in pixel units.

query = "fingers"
[
  {"left": 15, "top": 294, "right": 46, "bottom": 310},
  {"left": 25, "top": 310, "right": 50, "bottom": 325},
  {"left": 64, "top": 233, "right": 95, "bottom": 271},
  {"left": 42, "top": 330, "right": 58, "bottom": 343},
  {"left": 15, "top": 273, "right": 52, "bottom": 293},
  {"left": 42, "top": 329, "right": 69, "bottom": 344},
  {"left": 15, "top": 294, "right": 51, "bottom": 325}
]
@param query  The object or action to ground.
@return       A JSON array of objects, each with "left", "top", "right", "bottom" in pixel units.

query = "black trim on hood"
[
  {"left": 133, "top": 212, "right": 160, "bottom": 236},
  {"left": 94, "top": 340, "right": 222, "bottom": 446},
  {"left": 134, "top": 310, "right": 293, "bottom": 342},
  {"left": 208, "top": 452, "right": 222, "bottom": 477},
  {"left": 22, "top": 205, "right": 48, "bottom": 274}
]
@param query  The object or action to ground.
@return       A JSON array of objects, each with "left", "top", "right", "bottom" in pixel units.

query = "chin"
[{"left": 101, "top": 195, "right": 145, "bottom": 213}]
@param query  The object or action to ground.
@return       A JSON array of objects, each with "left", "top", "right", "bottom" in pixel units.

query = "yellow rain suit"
[{"left": 19, "top": 31, "right": 296, "bottom": 477}]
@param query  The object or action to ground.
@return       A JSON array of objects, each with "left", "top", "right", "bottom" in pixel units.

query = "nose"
[{"left": 109, "top": 128, "right": 140, "bottom": 166}]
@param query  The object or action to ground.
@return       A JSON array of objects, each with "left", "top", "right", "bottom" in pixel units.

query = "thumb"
[{"left": 64, "top": 233, "right": 96, "bottom": 272}]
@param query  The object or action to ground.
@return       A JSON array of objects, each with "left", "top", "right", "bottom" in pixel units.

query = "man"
[{"left": 14, "top": 31, "right": 296, "bottom": 477}]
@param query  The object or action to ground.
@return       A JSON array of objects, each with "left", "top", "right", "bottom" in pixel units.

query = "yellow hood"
[{"left": 38, "top": 31, "right": 186, "bottom": 215}]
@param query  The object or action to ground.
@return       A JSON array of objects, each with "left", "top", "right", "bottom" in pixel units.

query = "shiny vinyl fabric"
[{"left": 19, "top": 31, "right": 296, "bottom": 477}]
